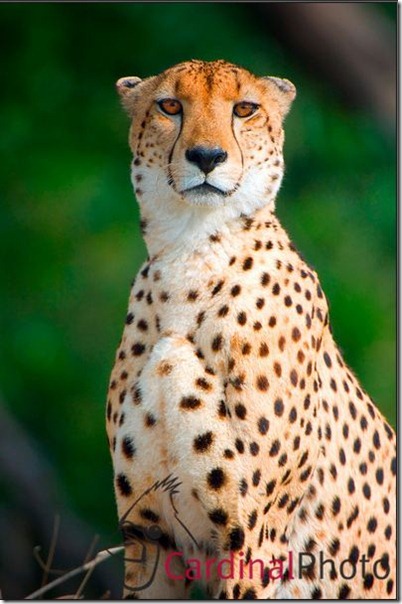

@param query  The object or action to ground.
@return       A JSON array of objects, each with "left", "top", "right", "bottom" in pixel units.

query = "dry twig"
[{"left": 26, "top": 546, "right": 124, "bottom": 600}]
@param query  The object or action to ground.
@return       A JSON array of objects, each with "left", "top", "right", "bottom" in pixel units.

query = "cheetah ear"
[
  {"left": 116, "top": 76, "right": 143, "bottom": 96},
  {"left": 116, "top": 76, "right": 143, "bottom": 114},
  {"left": 261, "top": 76, "right": 296, "bottom": 118}
]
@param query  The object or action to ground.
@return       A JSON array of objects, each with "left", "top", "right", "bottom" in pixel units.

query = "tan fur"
[{"left": 107, "top": 60, "right": 395, "bottom": 599}]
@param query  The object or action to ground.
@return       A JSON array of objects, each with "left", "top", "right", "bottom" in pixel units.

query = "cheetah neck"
[{"left": 138, "top": 192, "right": 278, "bottom": 259}]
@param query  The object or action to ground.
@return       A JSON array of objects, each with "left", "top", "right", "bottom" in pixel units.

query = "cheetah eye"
[
  {"left": 233, "top": 102, "right": 259, "bottom": 118},
  {"left": 157, "top": 98, "right": 183, "bottom": 116}
]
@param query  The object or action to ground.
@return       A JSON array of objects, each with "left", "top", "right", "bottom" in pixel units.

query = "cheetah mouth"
[{"left": 184, "top": 183, "right": 226, "bottom": 196}]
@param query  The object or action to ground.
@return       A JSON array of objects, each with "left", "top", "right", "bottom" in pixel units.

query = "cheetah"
[{"left": 106, "top": 60, "right": 396, "bottom": 599}]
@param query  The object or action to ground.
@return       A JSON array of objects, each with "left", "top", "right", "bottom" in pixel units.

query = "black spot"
[
  {"left": 145, "top": 413, "right": 156, "bottom": 427},
  {"left": 269, "top": 440, "right": 280, "bottom": 456},
  {"left": 218, "top": 400, "right": 227, "bottom": 417},
  {"left": 125, "top": 312, "right": 134, "bottom": 324},
  {"left": 278, "top": 494, "right": 289, "bottom": 509},
  {"left": 212, "top": 334, "right": 223, "bottom": 351},
  {"left": 239, "top": 479, "right": 248, "bottom": 496},
  {"left": 211, "top": 281, "right": 224, "bottom": 297},
  {"left": 180, "top": 396, "right": 202, "bottom": 410},
  {"left": 208, "top": 508, "right": 228, "bottom": 525},
  {"left": 140, "top": 508, "right": 160, "bottom": 522},
  {"left": 243, "top": 257, "right": 253, "bottom": 270},
  {"left": 266, "top": 479, "right": 276, "bottom": 497},
  {"left": 363, "top": 483, "right": 371, "bottom": 499},
  {"left": 193, "top": 431, "right": 214, "bottom": 452},
  {"left": 235, "top": 439, "right": 245, "bottom": 454},
  {"left": 116, "top": 473, "right": 132, "bottom": 496},
  {"left": 122, "top": 436, "right": 136, "bottom": 459},
  {"left": 261, "top": 272, "right": 270, "bottom": 286},
  {"left": 218, "top": 305, "right": 229, "bottom": 317},
  {"left": 261, "top": 567, "right": 270, "bottom": 588},
  {"left": 363, "top": 574, "right": 374, "bottom": 590},
  {"left": 258, "top": 416, "right": 269, "bottom": 435},
  {"left": 278, "top": 453, "right": 288, "bottom": 467},
  {"left": 329, "top": 538, "right": 340, "bottom": 556},
  {"left": 331, "top": 496, "right": 341, "bottom": 516},
  {"left": 249, "top": 441, "right": 260, "bottom": 456},
  {"left": 137, "top": 319, "right": 148, "bottom": 331},
  {"left": 298, "top": 450, "right": 309, "bottom": 468},
  {"left": 289, "top": 407, "right": 297, "bottom": 423},
  {"left": 274, "top": 398, "right": 284, "bottom": 416},
  {"left": 367, "top": 402, "right": 376, "bottom": 419},
  {"left": 131, "top": 342, "right": 145, "bottom": 356},
  {"left": 367, "top": 517, "right": 377, "bottom": 533},
  {"left": 207, "top": 468, "right": 226, "bottom": 490},
  {"left": 228, "top": 526, "right": 245, "bottom": 551},
  {"left": 257, "top": 375, "right": 269, "bottom": 391},
  {"left": 311, "top": 587, "right": 322, "bottom": 599},
  {"left": 338, "top": 584, "right": 350, "bottom": 599},
  {"left": 315, "top": 504, "right": 325, "bottom": 520},
  {"left": 197, "top": 311, "right": 205, "bottom": 326},
  {"left": 373, "top": 430, "right": 381, "bottom": 449},
  {"left": 158, "top": 531, "right": 174, "bottom": 550},
  {"left": 237, "top": 311, "right": 247, "bottom": 325},
  {"left": 323, "top": 352, "right": 332, "bottom": 367},
  {"left": 234, "top": 403, "right": 247, "bottom": 419},
  {"left": 248, "top": 510, "right": 258, "bottom": 530},
  {"left": 141, "top": 265, "right": 149, "bottom": 278},
  {"left": 242, "top": 588, "right": 257, "bottom": 599},
  {"left": 384, "top": 422, "right": 394, "bottom": 440},
  {"left": 359, "top": 462, "right": 368, "bottom": 475},
  {"left": 346, "top": 505, "right": 359, "bottom": 528},
  {"left": 252, "top": 469, "right": 261, "bottom": 487},
  {"left": 380, "top": 552, "right": 389, "bottom": 571}
]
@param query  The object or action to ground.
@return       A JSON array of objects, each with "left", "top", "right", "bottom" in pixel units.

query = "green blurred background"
[{"left": 0, "top": 3, "right": 396, "bottom": 599}]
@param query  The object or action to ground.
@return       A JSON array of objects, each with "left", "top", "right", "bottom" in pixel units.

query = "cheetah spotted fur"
[{"left": 106, "top": 60, "right": 396, "bottom": 599}]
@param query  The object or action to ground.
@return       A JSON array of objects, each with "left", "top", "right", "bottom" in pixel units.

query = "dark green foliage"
[{"left": 0, "top": 2, "right": 395, "bottom": 553}]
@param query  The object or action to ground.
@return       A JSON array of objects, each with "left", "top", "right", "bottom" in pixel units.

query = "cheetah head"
[{"left": 116, "top": 60, "right": 295, "bottom": 246}]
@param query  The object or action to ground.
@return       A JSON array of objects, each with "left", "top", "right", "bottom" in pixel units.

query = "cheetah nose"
[{"left": 185, "top": 146, "right": 228, "bottom": 175}]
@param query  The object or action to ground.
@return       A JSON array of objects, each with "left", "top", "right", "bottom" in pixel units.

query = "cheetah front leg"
[{"left": 137, "top": 334, "right": 287, "bottom": 599}]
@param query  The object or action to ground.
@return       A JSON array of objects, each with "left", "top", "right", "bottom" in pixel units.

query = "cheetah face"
[{"left": 117, "top": 60, "right": 295, "bottom": 214}]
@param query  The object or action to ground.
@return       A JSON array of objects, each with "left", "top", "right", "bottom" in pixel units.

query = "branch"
[{"left": 26, "top": 546, "right": 124, "bottom": 600}]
